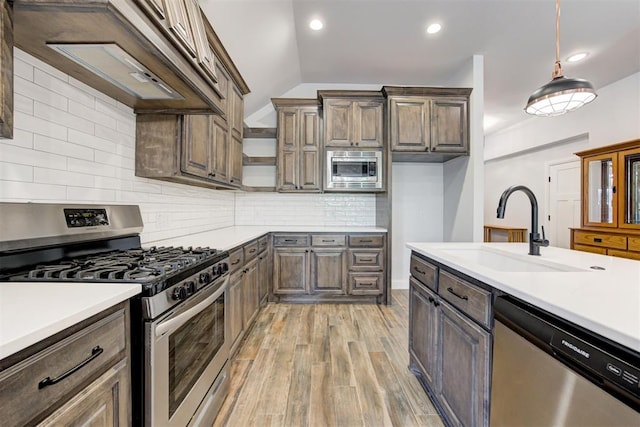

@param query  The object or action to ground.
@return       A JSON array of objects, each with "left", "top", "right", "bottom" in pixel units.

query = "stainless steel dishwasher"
[{"left": 491, "top": 296, "right": 640, "bottom": 426}]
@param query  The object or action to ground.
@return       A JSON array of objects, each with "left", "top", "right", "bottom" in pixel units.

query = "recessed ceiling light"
[
  {"left": 426, "top": 23, "right": 442, "bottom": 34},
  {"left": 567, "top": 52, "right": 589, "bottom": 63},
  {"left": 309, "top": 19, "right": 323, "bottom": 31}
]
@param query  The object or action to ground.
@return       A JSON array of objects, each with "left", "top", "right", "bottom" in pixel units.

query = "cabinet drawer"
[
  {"left": 229, "top": 247, "right": 244, "bottom": 273},
  {"left": 311, "top": 234, "right": 346, "bottom": 247},
  {"left": 628, "top": 237, "right": 640, "bottom": 252},
  {"left": 272, "top": 234, "right": 309, "bottom": 247},
  {"left": 573, "top": 230, "right": 627, "bottom": 250},
  {"left": 244, "top": 240, "right": 259, "bottom": 262},
  {"left": 348, "top": 234, "right": 384, "bottom": 247},
  {"left": 258, "top": 235, "right": 269, "bottom": 254},
  {"left": 349, "top": 272, "right": 384, "bottom": 295},
  {"left": 348, "top": 249, "right": 384, "bottom": 271},
  {"left": 410, "top": 255, "right": 437, "bottom": 291},
  {"left": 573, "top": 243, "right": 607, "bottom": 255},
  {"left": 0, "top": 309, "right": 126, "bottom": 427},
  {"left": 608, "top": 249, "right": 640, "bottom": 260},
  {"left": 438, "top": 270, "right": 491, "bottom": 328}
]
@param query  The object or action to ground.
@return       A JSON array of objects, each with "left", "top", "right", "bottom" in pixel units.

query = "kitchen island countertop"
[
  {"left": 146, "top": 225, "right": 387, "bottom": 251},
  {"left": 0, "top": 282, "right": 141, "bottom": 360},
  {"left": 407, "top": 242, "right": 640, "bottom": 353}
]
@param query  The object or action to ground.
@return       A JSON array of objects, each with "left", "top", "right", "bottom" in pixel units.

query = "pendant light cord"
[{"left": 553, "top": 0, "right": 564, "bottom": 78}]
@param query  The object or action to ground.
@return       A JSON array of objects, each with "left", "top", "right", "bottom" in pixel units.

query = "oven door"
[{"left": 145, "top": 276, "right": 229, "bottom": 427}]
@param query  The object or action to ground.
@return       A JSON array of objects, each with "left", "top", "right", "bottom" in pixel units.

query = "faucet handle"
[{"left": 539, "top": 226, "right": 550, "bottom": 247}]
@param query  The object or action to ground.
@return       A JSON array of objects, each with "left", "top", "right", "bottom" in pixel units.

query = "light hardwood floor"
[{"left": 213, "top": 290, "right": 444, "bottom": 427}]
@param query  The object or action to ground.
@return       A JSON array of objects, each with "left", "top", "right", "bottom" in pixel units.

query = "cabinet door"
[
  {"left": 0, "top": 0, "right": 12, "bottom": 139},
  {"left": 185, "top": 0, "right": 217, "bottom": 83},
  {"left": 353, "top": 100, "right": 384, "bottom": 147},
  {"left": 390, "top": 97, "right": 429, "bottom": 152},
  {"left": 182, "top": 115, "right": 212, "bottom": 178},
  {"left": 310, "top": 248, "right": 346, "bottom": 294},
  {"left": 299, "top": 108, "right": 322, "bottom": 191},
  {"left": 215, "top": 62, "right": 230, "bottom": 118},
  {"left": 164, "top": 0, "right": 197, "bottom": 57},
  {"left": 257, "top": 251, "right": 271, "bottom": 305},
  {"left": 324, "top": 100, "right": 352, "bottom": 147},
  {"left": 242, "top": 259, "right": 260, "bottom": 329},
  {"left": 141, "top": 0, "right": 166, "bottom": 20},
  {"left": 618, "top": 147, "right": 640, "bottom": 230},
  {"left": 430, "top": 97, "right": 468, "bottom": 153},
  {"left": 278, "top": 150, "right": 298, "bottom": 191},
  {"left": 273, "top": 248, "right": 308, "bottom": 294},
  {"left": 276, "top": 108, "right": 299, "bottom": 191},
  {"left": 230, "top": 85, "right": 244, "bottom": 140},
  {"left": 583, "top": 153, "right": 618, "bottom": 228},
  {"left": 228, "top": 272, "right": 244, "bottom": 356},
  {"left": 437, "top": 300, "right": 491, "bottom": 427},
  {"left": 228, "top": 134, "right": 243, "bottom": 187},
  {"left": 211, "top": 119, "right": 229, "bottom": 183},
  {"left": 409, "top": 277, "right": 439, "bottom": 391},
  {"left": 38, "top": 359, "right": 129, "bottom": 427}
]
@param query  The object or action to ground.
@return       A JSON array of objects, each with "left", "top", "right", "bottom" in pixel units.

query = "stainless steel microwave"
[{"left": 325, "top": 150, "right": 383, "bottom": 190}]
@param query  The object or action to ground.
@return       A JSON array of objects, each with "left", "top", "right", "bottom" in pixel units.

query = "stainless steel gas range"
[{"left": 0, "top": 203, "right": 230, "bottom": 426}]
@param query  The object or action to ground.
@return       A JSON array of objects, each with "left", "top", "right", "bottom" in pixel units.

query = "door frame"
[{"left": 545, "top": 157, "right": 581, "bottom": 247}]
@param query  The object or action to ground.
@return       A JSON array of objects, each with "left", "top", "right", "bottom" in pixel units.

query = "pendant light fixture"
[{"left": 525, "top": 0, "right": 597, "bottom": 116}]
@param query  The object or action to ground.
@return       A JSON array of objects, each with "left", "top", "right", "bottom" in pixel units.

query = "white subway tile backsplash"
[
  {"left": 0, "top": 181, "right": 67, "bottom": 200},
  {"left": 3, "top": 49, "right": 373, "bottom": 244},
  {"left": 34, "top": 102, "right": 94, "bottom": 135},
  {"left": 0, "top": 143, "right": 67, "bottom": 170},
  {"left": 14, "top": 111, "right": 67, "bottom": 141},
  {"left": 34, "top": 69, "right": 94, "bottom": 109},
  {"left": 68, "top": 158, "right": 117, "bottom": 177},
  {"left": 0, "top": 162, "right": 33, "bottom": 182},
  {"left": 69, "top": 100, "right": 116, "bottom": 129},
  {"left": 14, "top": 57, "right": 34, "bottom": 81},
  {"left": 68, "top": 129, "right": 117, "bottom": 153},
  {"left": 34, "top": 134, "right": 94, "bottom": 161},
  {"left": 14, "top": 93, "right": 33, "bottom": 115}
]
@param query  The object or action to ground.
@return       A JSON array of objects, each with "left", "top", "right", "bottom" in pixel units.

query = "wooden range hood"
[{"left": 13, "top": 0, "right": 227, "bottom": 114}]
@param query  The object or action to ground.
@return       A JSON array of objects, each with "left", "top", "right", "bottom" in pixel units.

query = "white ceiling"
[{"left": 200, "top": 0, "right": 640, "bottom": 134}]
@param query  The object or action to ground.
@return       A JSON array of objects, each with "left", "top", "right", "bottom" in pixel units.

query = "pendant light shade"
[{"left": 525, "top": 0, "right": 597, "bottom": 116}]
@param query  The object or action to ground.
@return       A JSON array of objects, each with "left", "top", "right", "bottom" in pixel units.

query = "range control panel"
[{"left": 64, "top": 208, "right": 110, "bottom": 228}]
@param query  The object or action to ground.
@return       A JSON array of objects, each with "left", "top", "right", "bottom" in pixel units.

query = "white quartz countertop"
[
  {"left": 0, "top": 282, "right": 141, "bottom": 360},
  {"left": 407, "top": 242, "right": 640, "bottom": 353},
  {"left": 146, "top": 225, "right": 387, "bottom": 251}
]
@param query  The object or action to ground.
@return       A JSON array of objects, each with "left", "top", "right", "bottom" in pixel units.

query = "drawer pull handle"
[
  {"left": 413, "top": 266, "right": 426, "bottom": 275},
  {"left": 284, "top": 239, "right": 296, "bottom": 242},
  {"left": 447, "top": 287, "right": 469, "bottom": 301},
  {"left": 322, "top": 239, "right": 335, "bottom": 243},
  {"left": 359, "top": 239, "right": 373, "bottom": 243},
  {"left": 38, "top": 346, "right": 103, "bottom": 389},
  {"left": 360, "top": 258, "right": 374, "bottom": 262},
  {"left": 231, "top": 260, "right": 240, "bottom": 265},
  {"left": 249, "top": 249, "right": 256, "bottom": 253},
  {"left": 594, "top": 238, "right": 603, "bottom": 243}
]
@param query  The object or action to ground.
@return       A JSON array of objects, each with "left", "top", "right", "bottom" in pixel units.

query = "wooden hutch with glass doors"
[{"left": 570, "top": 139, "right": 640, "bottom": 260}]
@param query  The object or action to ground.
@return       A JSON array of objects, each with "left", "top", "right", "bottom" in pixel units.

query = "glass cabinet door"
[
  {"left": 584, "top": 154, "right": 617, "bottom": 227},
  {"left": 620, "top": 148, "right": 640, "bottom": 228}
]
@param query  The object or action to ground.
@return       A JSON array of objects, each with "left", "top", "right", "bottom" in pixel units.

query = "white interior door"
[{"left": 548, "top": 161, "right": 581, "bottom": 248}]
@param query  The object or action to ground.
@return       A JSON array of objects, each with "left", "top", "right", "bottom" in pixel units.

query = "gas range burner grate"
[{"left": 5, "top": 246, "right": 219, "bottom": 283}]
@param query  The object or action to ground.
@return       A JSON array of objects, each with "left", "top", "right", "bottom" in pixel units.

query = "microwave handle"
[{"left": 155, "top": 276, "right": 228, "bottom": 338}]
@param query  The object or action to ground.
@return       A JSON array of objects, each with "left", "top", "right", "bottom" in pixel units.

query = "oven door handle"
[{"left": 155, "top": 277, "right": 228, "bottom": 338}]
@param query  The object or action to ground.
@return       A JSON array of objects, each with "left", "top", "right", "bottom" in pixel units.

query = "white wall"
[
  {"left": 484, "top": 72, "right": 640, "bottom": 236},
  {"left": 392, "top": 163, "right": 443, "bottom": 289},
  {"left": 443, "top": 55, "right": 485, "bottom": 242}
]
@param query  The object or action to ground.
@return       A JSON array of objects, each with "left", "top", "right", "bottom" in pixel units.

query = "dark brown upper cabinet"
[
  {"left": 318, "top": 91, "right": 384, "bottom": 148},
  {"left": 383, "top": 86, "right": 472, "bottom": 162}
]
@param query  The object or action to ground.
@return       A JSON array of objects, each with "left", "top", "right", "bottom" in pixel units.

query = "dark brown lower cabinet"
[
  {"left": 229, "top": 270, "right": 244, "bottom": 357},
  {"left": 257, "top": 249, "right": 272, "bottom": 306},
  {"left": 242, "top": 257, "right": 260, "bottom": 329},
  {"left": 273, "top": 248, "right": 308, "bottom": 295},
  {"left": 438, "top": 299, "right": 491, "bottom": 427},
  {"left": 309, "top": 248, "right": 347, "bottom": 294},
  {"left": 409, "top": 253, "right": 491, "bottom": 427}
]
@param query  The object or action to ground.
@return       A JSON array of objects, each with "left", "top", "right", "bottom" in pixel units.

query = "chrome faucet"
[{"left": 496, "top": 185, "right": 549, "bottom": 256}]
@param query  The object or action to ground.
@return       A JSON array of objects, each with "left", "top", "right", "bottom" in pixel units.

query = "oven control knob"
[
  {"left": 172, "top": 287, "right": 188, "bottom": 301},
  {"left": 220, "top": 263, "right": 228, "bottom": 273},
  {"left": 199, "top": 272, "right": 211, "bottom": 284},
  {"left": 186, "top": 281, "right": 197, "bottom": 294}
]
